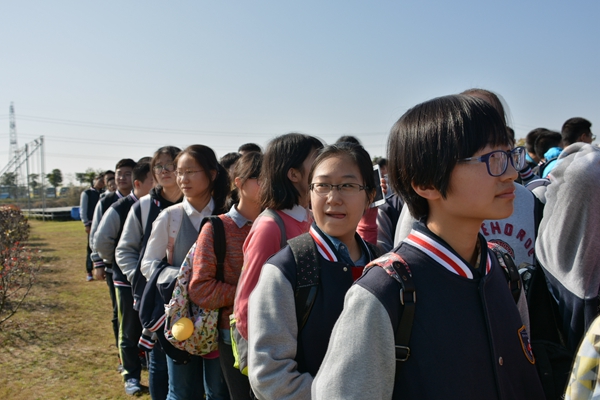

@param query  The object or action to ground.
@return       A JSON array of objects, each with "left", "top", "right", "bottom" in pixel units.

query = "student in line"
[
  {"left": 312, "top": 95, "right": 545, "bottom": 399},
  {"left": 116, "top": 146, "right": 183, "bottom": 400},
  {"left": 141, "top": 144, "right": 229, "bottom": 400},
  {"left": 248, "top": 142, "right": 379, "bottom": 399},
  {"left": 95, "top": 158, "right": 154, "bottom": 396},
  {"left": 232, "top": 133, "right": 323, "bottom": 377},
  {"left": 188, "top": 151, "right": 263, "bottom": 400},
  {"left": 90, "top": 158, "right": 136, "bottom": 369}
]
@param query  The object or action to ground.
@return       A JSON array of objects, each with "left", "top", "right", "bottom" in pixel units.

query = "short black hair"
[
  {"left": 526, "top": 128, "right": 547, "bottom": 154},
  {"left": 115, "top": 158, "right": 136, "bottom": 170},
  {"left": 388, "top": 94, "right": 509, "bottom": 219},
  {"left": 238, "top": 143, "right": 262, "bottom": 154},
  {"left": 260, "top": 133, "right": 323, "bottom": 210},
  {"left": 534, "top": 130, "right": 562, "bottom": 160},
  {"left": 308, "top": 142, "right": 376, "bottom": 202},
  {"left": 375, "top": 157, "right": 387, "bottom": 168},
  {"left": 562, "top": 117, "right": 592, "bottom": 145},
  {"left": 335, "top": 135, "right": 362, "bottom": 146},
  {"left": 220, "top": 152, "right": 242, "bottom": 171},
  {"left": 133, "top": 157, "right": 152, "bottom": 183}
]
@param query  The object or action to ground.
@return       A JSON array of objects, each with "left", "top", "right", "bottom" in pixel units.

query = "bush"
[{"left": 0, "top": 205, "right": 41, "bottom": 327}]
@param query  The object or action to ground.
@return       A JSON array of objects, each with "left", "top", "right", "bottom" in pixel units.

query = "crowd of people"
[{"left": 80, "top": 88, "right": 599, "bottom": 400}]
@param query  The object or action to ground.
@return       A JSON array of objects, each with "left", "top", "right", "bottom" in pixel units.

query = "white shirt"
[{"left": 140, "top": 197, "right": 214, "bottom": 280}]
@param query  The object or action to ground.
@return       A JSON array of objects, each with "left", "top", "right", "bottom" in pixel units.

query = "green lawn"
[{"left": 0, "top": 220, "right": 151, "bottom": 399}]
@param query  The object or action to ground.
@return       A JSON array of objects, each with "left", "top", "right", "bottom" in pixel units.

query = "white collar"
[
  {"left": 281, "top": 204, "right": 309, "bottom": 222},
  {"left": 182, "top": 197, "right": 214, "bottom": 217}
]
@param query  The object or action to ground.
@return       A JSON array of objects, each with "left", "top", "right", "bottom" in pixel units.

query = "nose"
[
  {"left": 326, "top": 188, "right": 343, "bottom": 204},
  {"left": 503, "top": 160, "right": 519, "bottom": 181}
]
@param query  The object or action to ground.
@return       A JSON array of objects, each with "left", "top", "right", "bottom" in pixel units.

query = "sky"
[{"left": 1, "top": 1, "right": 599, "bottom": 185}]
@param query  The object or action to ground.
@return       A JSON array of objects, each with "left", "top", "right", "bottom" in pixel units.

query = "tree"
[
  {"left": 28, "top": 174, "right": 39, "bottom": 190},
  {"left": 46, "top": 169, "right": 63, "bottom": 197},
  {"left": 1, "top": 172, "right": 18, "bottom": 198},
  {"left": 75, "top": 168, "right": 97, "bottom": 186}
]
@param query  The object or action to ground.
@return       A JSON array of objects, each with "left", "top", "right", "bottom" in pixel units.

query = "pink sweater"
[
  {"left": 188, "top": 214, "right": 251, "bottom": 329},
  {"left": 233, "top": 209, "right": 312, "bottom": 339}
]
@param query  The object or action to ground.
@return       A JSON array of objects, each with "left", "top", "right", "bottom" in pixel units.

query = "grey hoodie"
[{"left": 535, "top": 142, "right": 600, "bottom": 350}]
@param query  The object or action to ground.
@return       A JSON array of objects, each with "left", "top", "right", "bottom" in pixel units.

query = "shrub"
[{"left": 0, "top": 205, "right": 41, "bottom": 327}]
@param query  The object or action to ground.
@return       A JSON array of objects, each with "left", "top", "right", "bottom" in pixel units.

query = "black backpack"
[{"left": 519, "top": 260, "right": 574, "bottom": 400}]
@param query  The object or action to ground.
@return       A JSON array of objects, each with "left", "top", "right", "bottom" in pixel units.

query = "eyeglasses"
[
  {"left": 459, "top": 146, "right": 526, "bottom": 177},
  {"left": 310, "top": 182, "right": 368, "bottom": 196},
  {"left": 174, "top": 169, "right": 204, "bottom": 178},
  {"left": 153, "top": 163, "right": 176, "bottom": 173}
]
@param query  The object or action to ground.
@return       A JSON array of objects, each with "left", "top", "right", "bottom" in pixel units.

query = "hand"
[
  {"left": 85, "top": 225, "right": 91, "bottom": 234},
  {"left": 381, "top": 177, "right": 388, "bottom": 196},
  {"left": 93, "top": 268, "right": 106, "bottom": 281}
]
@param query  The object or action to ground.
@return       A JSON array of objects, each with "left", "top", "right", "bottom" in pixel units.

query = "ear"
[
  {"left": 411, "top": 182, "right": 442, "bottom": 200},
  {"left": 287, "top": 167, "right": 301, "bottom": 183},
  {"left": 234, "top": 176, "right": 243, "bottom": 190},
  {"left": 364, "top": 189, "right": 376, "bottom": 211},
  {"left": 210, "top": 169, "right": 217, "bottom": 182},
  {"left": 133, "top": 180, "right": 142, "bottom": 190}
]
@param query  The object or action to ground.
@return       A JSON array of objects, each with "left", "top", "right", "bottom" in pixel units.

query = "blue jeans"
[
  {"left": 149, "top": 341, "right": 169, "bottom": 400},
  {"left": 166, "top": 354, "right": 229, "bottom": 400}
]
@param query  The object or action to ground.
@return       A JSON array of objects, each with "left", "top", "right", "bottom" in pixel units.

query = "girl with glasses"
[
  {"left": 141, "top": 144, "right": 230, "bottom": 400},
  {"left": 247, "top": 142, "right": 380, "bottom": 399},
  {"left": 188, "top": 151, "right": 263, "bottom": 400},
  {"left": 116, "top": 145, "right": 183, "bottom": 400}
]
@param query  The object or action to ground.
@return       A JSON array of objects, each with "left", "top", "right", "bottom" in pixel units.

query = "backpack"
[
  {"left": 519, "top": 260, "right": 574, "bottom": 400},
  {"left": 163, "top": 216, "right": 226, "bottom": 356}
]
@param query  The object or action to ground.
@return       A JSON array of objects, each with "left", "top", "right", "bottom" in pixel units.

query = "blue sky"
[{"left": 1, "top": 1, "right": 598, "bottom": 184}]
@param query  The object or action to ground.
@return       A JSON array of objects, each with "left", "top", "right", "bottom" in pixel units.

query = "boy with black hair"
[
  {"left": 533, "top": 130, "right": 563, "bottom": 178},
  {"left": 313, "top": 95, "right": 544, "bottom": 399},
  {"left": 95, "top": 157, "right": 153, "bottom": 396},
  {"left": 89, "top": 158, "right": 136, "bottom": 372},
  {"left": 562, "top": 117, "right": 594, "bottom": 146},
  {"left": 80, "top": 172, "right": 105, "bottom": 281},
  {"left": 100, "top": 170, "right": 115, "bottom": 198},
  {"left": 238, "top": 142, "right": 262, "bottom": 154}
]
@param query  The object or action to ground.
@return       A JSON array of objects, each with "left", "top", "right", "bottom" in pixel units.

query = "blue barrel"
[{"left": 71, "top": 206, "right": 81, "bottom": 220}]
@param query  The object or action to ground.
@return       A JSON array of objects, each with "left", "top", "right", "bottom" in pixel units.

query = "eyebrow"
[{"left": 313, "top": 174, "right": 359, "bottom": 180}]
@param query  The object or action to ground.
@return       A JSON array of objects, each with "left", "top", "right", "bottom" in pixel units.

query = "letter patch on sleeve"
[{"left": 518, "top": 325, "right": 535, "bottom": 364}]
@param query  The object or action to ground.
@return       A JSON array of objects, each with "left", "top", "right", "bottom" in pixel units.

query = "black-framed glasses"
[
  {"left": 310, "top": 182, "right": 368, "bottom": 196},
  {"left": 153, "top": 163, "right": 176, "bottom": 173},
  {"left": 459, "top": 146, "right": 526, "bottom": 177}
]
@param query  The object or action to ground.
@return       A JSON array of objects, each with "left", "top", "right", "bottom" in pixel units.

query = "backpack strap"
[
  {"left": 261, "top": 209, "right": 287, "bottom": 248},
  {"left": 166, "top": 206, "right": 184, "bottom": 265},
  {"left": 288, "top": 233, "right": 320, "bottom": 331},
  {"left": 488, "top": 243, "right": 521, "bottom": 304},
  {"left": 364, "top": 252, "right": 416, "bottom": 367},
  {"left": 200, "top": 216, "right": 226, "bottom": 283}
]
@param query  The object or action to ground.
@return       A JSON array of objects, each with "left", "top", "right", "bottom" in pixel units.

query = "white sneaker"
[{"left": 124, "top": 378, "right": 141, "bottom": 396}]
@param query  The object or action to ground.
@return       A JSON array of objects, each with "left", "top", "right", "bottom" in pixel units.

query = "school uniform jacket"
[
  {"left": 312, "top": 221, "right": 545, "bottom": 400},
  {"left": 248, "top": 223, "right": 378, "bottom": 400}
]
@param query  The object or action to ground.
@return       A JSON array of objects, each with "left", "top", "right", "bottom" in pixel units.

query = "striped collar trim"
[
  {"left": 309, "top": 225, "right": 338, "bottom": 262},
  {"left": 404, "top": 230, "right": 490, "bottom": 279}
]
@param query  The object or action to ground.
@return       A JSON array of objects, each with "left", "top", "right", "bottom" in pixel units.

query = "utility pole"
[{"left": 9, "top": 102, "right": 18, "bottom": 161}]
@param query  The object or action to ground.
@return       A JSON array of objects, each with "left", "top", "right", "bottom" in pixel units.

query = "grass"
[{"left": 0, "top": 220, "right": 151, "bottom": 399}]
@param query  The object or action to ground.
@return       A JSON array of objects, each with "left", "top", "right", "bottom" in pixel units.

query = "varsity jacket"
[
  {"left": 115, "top": 187, "right": 180, "bottom": 283},
  {"left": 248, "top": 223, "right": 378, "bottom": 400},
  {"left": 95, "top": 192, "right": 139, "bottom": 288},
  {"left": 90, "top": 190, "right": 126, "bottom": 273},
  {"left": 313, "top": 221, "right": 545, "bottom": 400},
  {"left": 80, "top": 187, "right": 100, "bottom": 227}
]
